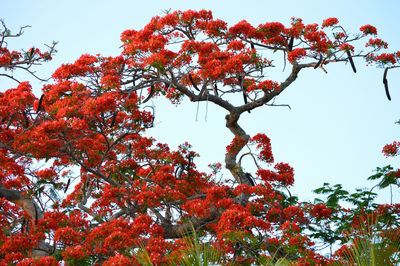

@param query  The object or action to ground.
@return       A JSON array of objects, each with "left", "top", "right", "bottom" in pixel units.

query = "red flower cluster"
[
  {"left": 366, "top": 38, "right": 388, "bottom": 49},
  {"left": 383, "top": 141, "right": 400, "bottom": 157},
  {"left": 226, "top": 136, "right": 248, "bottom": 155},
  {"left": 287, "top": 48, "right": 307, "bottom": 63},
  {"left": 247, "top": 79, "right": 281, "bottom": 92},
  {"left": 53, "top": 54, "right": 98, "bottom": 80},
  {"left": 360, "top": 24, "right": 378, "bottom": 35},
  {"left": 374, "top": 53, "right": 397, "bottom": 64},
  {"left": 257, "top": 162, "right": 295, "bottom": 186},
  {"left": 310, "top": 203, "right": 333, "bottom": 219},
  {"left": 0, "top": 47, "right": 21, "bottom": 66},
  {"left": 339, "top": 43, "right": 355, "bottom": 52},
  {"left": 322, "top": 17, "right": 339, "bottom": 28},
  {"left": 250, "top": 133, "right": 274, "bottom": 163},
  {"left": 1, "top": 10, "right": 398, "bottom": 265}
]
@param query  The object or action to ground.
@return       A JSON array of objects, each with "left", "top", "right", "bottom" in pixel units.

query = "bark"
[
  {"left": 0, "top": 185, "right": 52, "bottom": 257},
  {"left": 162, "top": 212, "right": 219, "bottom": 239},
  {"left": 0, "top": 185, "right": 41, "bottom": 221},
  {"left": 224, "top": 112, "right": 250, "bottom": 183}
]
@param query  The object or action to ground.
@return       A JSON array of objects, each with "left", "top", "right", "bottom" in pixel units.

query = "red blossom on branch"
[
  {"left": 0, "top": 10, "right": 399, "bottom": 265},
  {"left": 250, "top": 133, "right": 274, "bottom": 163},
  {"left": 360, "top": 24, "right": 378, "bottom": 35},
  {"left": 322, "top": 17, "right": 339, "bottom": 28},
  {"left": 287, "top": 48, "right": 307, "bottom": 63},
  {"left": 383, "top": 141, "right": 400, "bottom": 157}
]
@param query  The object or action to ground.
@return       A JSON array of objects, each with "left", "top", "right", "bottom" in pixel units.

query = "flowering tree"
[{"left": 0, "top": 10, "right": 399, "bottom": 265}]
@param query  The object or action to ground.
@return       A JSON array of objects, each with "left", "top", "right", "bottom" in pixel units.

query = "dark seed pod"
[
  {"left": 34, "top": 203, "right": 38, "bottom": 225},
  {"left": 21, "top": 218, "right": 26, "bottom": 233},
  {"left": 288, "top": 37, "right": 294, "bottom": 51},
  {"left": 346, "top": 51, "right": 357, "bottom": 73},
  {"left": 186, "top": 154, "right": 193, "bottom": 172},
  {"left": 22, "top": 111, "right": 29, "bottom": 127},
  {"left": 242, "top": 172, "right": 256, "bottom": 186},
  {"left": 314, "top": 54, "right": 323, "bottom": 69},
  {"left": 142, "top": 85, "right": 155, "bottom": 103},
  {"left": 37, "top": 94, "right": 44, "bottom": 113},
  {"left": 175, "top": 165, "right": 183, "bottom": 178},
  {"left": 243, "top": 91, "right": 251, "bottom": 113},
  {"left": 188, "top": 73, "right": 200, "bottom": 91},
  {"left": 383, "top": 68, "right": 391, "bottom": 101},
  {"left": 109, "top": 111, "right": 118, "bottom": 128},
  {"left": 64, "top": 178, "right": 71, "bottom": 193},
  {"left": 213, "top": 84, "right": 219, "bottom": 96}
]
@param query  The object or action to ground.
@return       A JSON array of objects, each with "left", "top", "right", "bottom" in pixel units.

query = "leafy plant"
[{"left": 334, "top": 214, "right": 400, "bottom": 266}]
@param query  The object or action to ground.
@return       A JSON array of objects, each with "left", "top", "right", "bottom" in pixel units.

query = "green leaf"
[{"left": 313, "top": 183, "right": 331, "bottom": 194}]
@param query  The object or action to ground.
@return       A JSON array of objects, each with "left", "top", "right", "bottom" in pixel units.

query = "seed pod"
[
  {"left": 37, "top": 94, "right": 44, "bottom": 113},
  {"left": 346, "top": 51, "right": 357, "bottom": 73},
  {"left": 109, "top": 111, "right": 118, "bottom": 128},
  {"left": 175, "top": 165, "right": 183, "bottom": 178},
  {"left": 33, "top": 203, "right": 38, "bottom": 225},
  {"left": 383, "top": 68, "right": 391, "bottom": 101},
  {"left": 288, "top": 37, "right": 294, "bottom": 51},
  {"left": 213, "top": 84, "right": 219, "bottom": 96},
  {"left": 314, "top": 54, "right": 323, "bottom": 69},
  {"left": 188, "top": 73, "right": 200, "bottom": 91},
  {"left": 242, "top": 172, "right": 256, "bottom": 186},
  {"left": 64, "top": 178, "right": 71, "bottom": 193},
  {"left": 142, "top": 85, "right": 155, "bottom": 103},
  {"left": 21, "top": 218, "right": 26, "bottom": 233},
  {"left": 27, "top": 47, "right": 35, "bottom": 60},
  {"left": 22, "top": 111, "right": 29, "bottom": 127},
  {"left": 242, "top": 91, "right": 250, "bottom": 113}
]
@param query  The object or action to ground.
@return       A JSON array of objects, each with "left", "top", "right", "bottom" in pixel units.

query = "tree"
[{"left": 0, "top": 10, "right": 399, "bottom": 265}]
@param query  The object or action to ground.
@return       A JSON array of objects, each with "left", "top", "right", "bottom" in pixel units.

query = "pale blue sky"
[{"left": 2, "top": 0, "right": 399, "bottom": 202}]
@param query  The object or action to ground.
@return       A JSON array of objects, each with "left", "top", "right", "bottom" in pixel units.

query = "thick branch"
[
  {"left": 0, "top": 185, "right": 42, "bottom": 220},
  {"left": 237, "top": 64, "right": 302, "bottom": 114},
  {"left": 162, "top": 210, "right": 219, "bottom": 239},
  {"left": 224, "top": 111, "right": 251, "bottom": 186},
  {"left": 159, "top": 77, "right": 236, "bottom": 113},
  {"left": 0, "top": 185, "right": 52, "bottom": 257}
]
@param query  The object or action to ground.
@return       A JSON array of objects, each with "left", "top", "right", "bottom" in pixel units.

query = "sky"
[{"left": 2, "top": 0, "right": 399, "bottom": 203}]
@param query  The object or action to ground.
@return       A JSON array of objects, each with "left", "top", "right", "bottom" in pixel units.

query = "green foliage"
[
  {"left": 176, "top": 237, "right": 223, "bottom": 266},
  {"left": 65, "top": 258, "right": 93, "bottom": 266},
  {"left": 134, "top": 228, "right": 224, "bottom": 266},
  {"left": 313, "top": 183, "right": 350, "bottom": 209},
  {"left": 368, "top": 165, "right": 399, "bottom": 189},
  {"left": 134, "top": 247, "right": 154, "bottom": 266},
  {"left": 333, "top": 214, "right": 400, "bottom": 266}
]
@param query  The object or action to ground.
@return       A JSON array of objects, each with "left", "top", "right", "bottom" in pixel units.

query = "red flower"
[
  {"left": 366, "top": 38, "right": 388, "bottom": 49},
  {"left": 371, "top": 53, "right": 396, "bottom": 64},
  {"left": 62, "top": 245, "right": 88, "bottom": 260},
  {"left": 275, "top": 162, "right": 295, "bottom": 186},
  {"left": 258, "top": 22, "right": 285, "bottom": 38},
  {"left": 226, "top": 136, "right": 248, "bottom": 155},
  {"left": 103, "top": 254, "right": 133, "bottom": 266},
  {"left": 310, "top": 203, "right": 332, "bottom": 219},
  {"left": 250, "top": 133, "right": 274, "bottom": 163},
  {"left": 339, "top": 43, "right": 354, "bottom": 52},
  {"left": 17, "top": 256, "right": 59, "bottom": 266},
  {"left": 227, "top": 40, "right": 245, "bottom": 50},
  {"left": 322, "top": 17, "right": 339, "bottom": 28},
  {"left": 247, "top": 80, "right": 280, "bottom": 92},
  {"left": 229, "top": 20, "right": 257, "bottom": 37},
  {"left": 287, "top": 48, "right": 307, "bottom": 63},
  {"left": 360, "top": 24, "right": 378, "bottom": 35},
  {"left": 374, "top": 53, "right": 396, "bottom": 64},
  {"left": 382, "top": 141, "right": 400, "bottom": 157}
]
